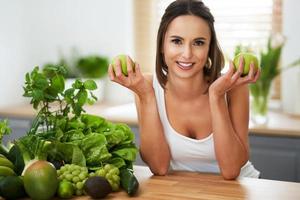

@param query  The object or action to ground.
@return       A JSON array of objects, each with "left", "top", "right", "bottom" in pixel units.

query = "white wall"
[
  {"left": 281, "top": 0, "right": 300, "bottom": 115},
  {"left": 0, "top": 0, "right": 134, "bottom": 107}
]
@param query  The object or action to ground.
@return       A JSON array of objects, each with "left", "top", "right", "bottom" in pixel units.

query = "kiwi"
[{"left": 84, "top": 176, "right": 112, "bottom": 198}]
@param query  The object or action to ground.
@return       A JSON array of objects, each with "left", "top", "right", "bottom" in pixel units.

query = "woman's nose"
[{"left": 182, "top": 45, "right": 193, "bottom": 59}]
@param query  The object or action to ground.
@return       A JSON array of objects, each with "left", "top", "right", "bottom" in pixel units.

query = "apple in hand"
[
  {"left": 112, "top": 54, "right": 135, "bottom": 76},
  {"left": 233, "top": 52, "right": 259, "bottom": 76}
]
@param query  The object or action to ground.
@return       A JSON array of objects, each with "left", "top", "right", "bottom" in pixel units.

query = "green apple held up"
[
  {"left": 112, "top": 54, "right": 135, "bottom": 76},
  {"left": 233, "top": 52, "right": 260, "bottom": 76}
]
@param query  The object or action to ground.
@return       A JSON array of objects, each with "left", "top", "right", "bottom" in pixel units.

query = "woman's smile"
[{"left": 176, "top": 61, "right": 195, "bottom": 70}]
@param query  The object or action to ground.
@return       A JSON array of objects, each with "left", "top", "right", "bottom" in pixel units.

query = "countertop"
[
  {"left": 1, "top": 102, "right": 300, "bottom": 137},
  {"left": 80, "top": 165, "right": 299, "bottom": 200}
]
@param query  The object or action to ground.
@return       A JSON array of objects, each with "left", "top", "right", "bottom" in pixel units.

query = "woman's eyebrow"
[
  {"left": 170, "top": 35, "right": 183, "bottom": 39},
  {"left": 194, "top": 37, "right": 207, "bottom": 41},
  {"left": 169, "top": 35, "right": 207, "bottom": 41}
]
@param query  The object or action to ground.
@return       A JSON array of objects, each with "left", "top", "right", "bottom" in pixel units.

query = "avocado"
[
  {"left": 0, "top": 176, "right": 27, "bottom": 199},
  {"left": 84, "top": 176, "right": 112, "bottom": 198}
]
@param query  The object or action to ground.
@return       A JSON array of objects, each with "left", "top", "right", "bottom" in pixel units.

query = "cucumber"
[
  {"left": 0, "top": 176, "right": 27, "bottom": 199},
  {"left": 0, "top": 165, "right": 16, "bottom": 176},
  {"left": 120, "top": 168, "right": 139, "bottom": 196}
]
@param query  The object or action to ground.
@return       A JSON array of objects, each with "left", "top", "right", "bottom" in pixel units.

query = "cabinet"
[
  {"left": 249, "top": 133, "right": 300, "bottom": 182},
  {"left": 0, "top": 117, "right": 32, "bottom": 145}
]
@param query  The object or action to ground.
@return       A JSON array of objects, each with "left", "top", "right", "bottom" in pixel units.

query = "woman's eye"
[
  {"left": 171, "top": 39, "right": 182, "bottom": 45},
  {"left": 194, "top": 40, "right": 204, "bottom": 46}
]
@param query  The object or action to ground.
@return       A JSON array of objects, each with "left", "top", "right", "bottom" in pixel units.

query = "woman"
[{"left": 108, "top": 0, "right": 260, "bottom": 180}]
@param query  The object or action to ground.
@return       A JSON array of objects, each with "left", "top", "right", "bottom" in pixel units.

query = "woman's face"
[{"left": 163, "top": 15, "right": 211, "bottom": 79}]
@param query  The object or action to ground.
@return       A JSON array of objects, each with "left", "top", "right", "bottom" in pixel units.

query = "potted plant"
[
  {"left": 234, "top": 34, "right": 300, "bottom": 124},
  {"left": 42, "top": 52, "right": 110, "bottom": 102}
]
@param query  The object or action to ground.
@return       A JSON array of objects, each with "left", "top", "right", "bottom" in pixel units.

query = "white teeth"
[{"left": 178, "top": 62, "right": 193, "bottom": 67}]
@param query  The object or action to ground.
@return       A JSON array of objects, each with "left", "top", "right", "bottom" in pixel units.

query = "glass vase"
[{"left": 250, "top": 94, "right": 269, "bottom": 125}]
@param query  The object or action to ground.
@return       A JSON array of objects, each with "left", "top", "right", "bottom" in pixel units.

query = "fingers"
[
  {"left": 252, "top": 67, "right": 261, "bottom": 82},
  {"left": 126, "top": 55, "right": 134, "bottom": 78},
  {"left": 230, "top": 61, "right": 241, "bottom": 82},
  {"left": 108, "top": 64, "right": 115, "bottom": 80},
  {"left": 238, "top": 55, "right": 244, "bottom": 74}
]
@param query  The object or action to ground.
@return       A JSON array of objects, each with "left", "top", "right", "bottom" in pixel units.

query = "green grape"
[
  {"left": 89, "top": 172, "right": 96, "bottom": 177},
  {"left": 65, "top": 173, "right": 73, "bottom": 181},
  {"left": 95, "top": 164, "right": 120, "bottom": 192},
  {"left": 76, "top": 181, "right": 84, "bottom": 190},
  {"left": 112, "top": 174, "right": 120, "bottom": 183},
  {"left": 96, "top": 169, "right": 106, "bottom": 177},
  {"left": 79, "top": 172, "right": 87, "bottom": 181},
  {"left": 72, "top": 169, "right": 80, "bottom": 176},
  {"left": 110, "top": 167, "right": 120, "bottom": 175},
  {"left": 57, "top": 163, "right": 89, "bottom": 194},
  {"left": 72, "top": 176, "right": 80, "bottom": 183}
]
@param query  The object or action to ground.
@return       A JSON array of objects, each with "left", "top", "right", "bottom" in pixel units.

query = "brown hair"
[{"left": 156, "top": 0, "right": 224, "bottom": 89}]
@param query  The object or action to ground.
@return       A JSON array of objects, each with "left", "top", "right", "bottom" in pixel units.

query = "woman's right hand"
[{"left": 108, "top": 56, "right": 153, "bottom": 99}]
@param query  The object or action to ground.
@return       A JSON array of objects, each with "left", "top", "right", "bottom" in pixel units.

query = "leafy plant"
[
  {"left": 0, "top": 119, "right": 11, "bottom": 156},
  {"left": 234, "top": 35, "right": 300, "bottom": 116},
  {"left": 42, "top": 52, "right": 109, "bottom": 79},
  {"left": 76, "top": 55, "right": 109, "bottom": 79},
  {"left": 7, "top": 65, "right": 137, "bottom": 175}
]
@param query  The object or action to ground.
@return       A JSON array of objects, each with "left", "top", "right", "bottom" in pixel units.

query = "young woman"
[{"left": 108, "top": 0, "right": 260, "bottom": 180}]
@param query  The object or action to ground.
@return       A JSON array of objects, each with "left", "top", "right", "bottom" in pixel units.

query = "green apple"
[
  {"left": 233, "top": 52, "right": 259, "bottom": 76},
  {"left": 112, "top": 54, "right": 135, "bottom": 76}
]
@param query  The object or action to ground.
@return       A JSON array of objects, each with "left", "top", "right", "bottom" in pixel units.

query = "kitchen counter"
[
  {"left": 79, "top": 165, "right": 299, "bottom": 200},
  {"left": 1, "top": 102, "right": 300, "bottom": 137}
]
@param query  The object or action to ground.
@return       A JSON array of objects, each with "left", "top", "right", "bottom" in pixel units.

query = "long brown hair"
[{"left": 156, "top": 0, "right": 224, "bottom": 89}]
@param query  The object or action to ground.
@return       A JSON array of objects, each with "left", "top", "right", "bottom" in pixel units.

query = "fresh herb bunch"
[{"left": 23, "top": 66, "right": 98, "bottom": 133}]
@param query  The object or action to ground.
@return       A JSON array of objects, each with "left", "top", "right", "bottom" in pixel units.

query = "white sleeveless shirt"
[{"left": 152, "top": 74, "right": 260, "bottom": 178}]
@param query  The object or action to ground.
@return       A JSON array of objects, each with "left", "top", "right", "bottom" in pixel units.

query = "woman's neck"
[{"left": 166, "top": 74, "right": 209, "bottom": 101}]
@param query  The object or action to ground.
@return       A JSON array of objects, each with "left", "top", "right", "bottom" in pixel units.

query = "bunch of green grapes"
[
  {"left": 94, "top": 164, "right": 120, "bottom": 191},
  {"left": 57, "top": 164, "right": 89, "bottom": 196}
]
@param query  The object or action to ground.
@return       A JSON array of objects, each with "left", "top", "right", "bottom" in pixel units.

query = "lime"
[{"left": 57, "top": 180, "right": 74, "bottom": 198}]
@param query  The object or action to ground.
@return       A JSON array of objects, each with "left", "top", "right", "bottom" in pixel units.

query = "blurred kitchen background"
[
  {"left": 1, "top": 0, "right": 300, "bottom": 182},
  {"left": 0, "top": 0, "right": 300, "bottom": 109}
]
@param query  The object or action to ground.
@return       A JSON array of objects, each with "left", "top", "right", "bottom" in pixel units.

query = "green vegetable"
[
  {"left": 23, "top": 160, "right": 58, "bottom": 200},
  {"left": 120, "top": 168, "right": 139, "bottom": 196},
  {"left": 5, "top": 66, "right": 138, "bottom": 192},
  {"left": 0, "top": 119, "right": 11, "bottom": 157},
  {"left": 57, "top": 180, "right": 74, "bottom": 198},
  {"left": 0, "top": 176, "right": 27, "bottom": 200}
]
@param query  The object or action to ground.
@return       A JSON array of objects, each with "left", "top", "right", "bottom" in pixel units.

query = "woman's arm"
[
  {"left": 209, "top": 60, "right": 260, "bottom": 180},
  {"left": 134, "top": 75, "right": 170, "bottom": 175},
  {"left": 108, "top": 57, "right": 170, "bottom": 175},
  {"left": 209, "top": 85, "right": 249, "bottom": 180}
]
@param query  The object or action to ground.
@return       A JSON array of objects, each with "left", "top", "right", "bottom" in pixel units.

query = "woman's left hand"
[{"left": 209, "top": 58, "right": 260, "bottom": 97}]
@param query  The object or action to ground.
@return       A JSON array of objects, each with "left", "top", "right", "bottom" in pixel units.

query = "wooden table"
[{"left": 76, "top": 166, "right": 300, "bottom": 200}]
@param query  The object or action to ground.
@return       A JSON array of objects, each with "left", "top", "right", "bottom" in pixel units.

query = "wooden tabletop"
[
  {"left": 1, "top": 102, "right": 300, "bottom": 137},
  {"left": 77, "top": 166, "right": 300, "bottom": 200}
]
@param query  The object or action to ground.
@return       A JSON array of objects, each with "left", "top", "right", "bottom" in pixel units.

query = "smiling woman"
[{"left": 110, "top": 0, "right": 260, "bottom": 180}]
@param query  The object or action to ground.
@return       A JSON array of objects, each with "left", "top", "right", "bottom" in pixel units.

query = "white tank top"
[{"left": 152, "top": 74, "right": 260, "bottom": 178}]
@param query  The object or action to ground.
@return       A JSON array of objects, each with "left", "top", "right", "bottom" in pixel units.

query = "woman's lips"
[{"left": 176, "top": 61, "right": 194, "bottom": 70}]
